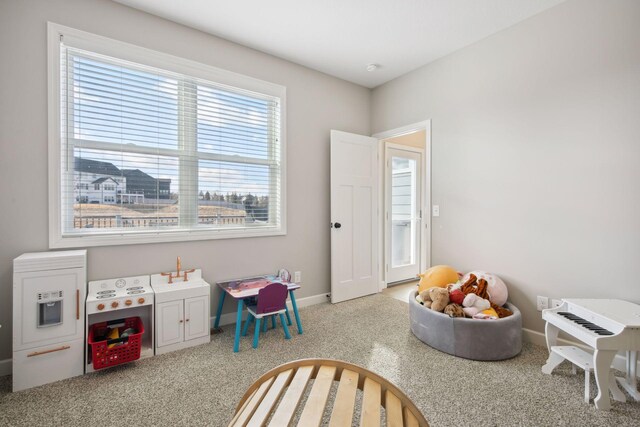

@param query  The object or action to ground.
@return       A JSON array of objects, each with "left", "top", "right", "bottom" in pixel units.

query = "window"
[{"left": 48, "top": 24, "right": 286, "bottom": 247}]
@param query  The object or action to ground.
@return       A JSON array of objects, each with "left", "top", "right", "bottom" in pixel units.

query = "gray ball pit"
[{"left": 409, "top": 290, "right": 522, "bottom": 361}]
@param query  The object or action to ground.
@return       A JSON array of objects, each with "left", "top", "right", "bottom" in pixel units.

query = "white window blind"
[{"left": 51, "top": 25, "right": 285, "bottom": 247}]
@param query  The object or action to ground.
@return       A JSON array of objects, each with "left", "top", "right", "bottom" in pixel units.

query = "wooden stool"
[{"left": 228, "top": 358, "right": 429, "bottom": 427}]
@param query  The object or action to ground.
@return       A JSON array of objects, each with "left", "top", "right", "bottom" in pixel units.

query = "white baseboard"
[
  {"left": 0, "top": 358, "right": 11, "bottom": 377},
  {"left": 210, "top": 292, "right": 329, "bottom": 328},
  {"left": 523, "top": 327, "right": 639, "bottom": 377}
]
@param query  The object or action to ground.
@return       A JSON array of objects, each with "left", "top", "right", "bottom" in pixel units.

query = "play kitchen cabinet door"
[
  {"left": 156, "top": 295, "right": 210, "bottom": 354},
  {"left": 156, "top": 300, "right": 184, "bottom": 348},
  {"left": 184, "top": 295, "right": 209, "bottom": 341}
]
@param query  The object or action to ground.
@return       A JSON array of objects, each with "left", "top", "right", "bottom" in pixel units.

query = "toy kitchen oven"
[{"left": 85, "top": 275, "right": 154, "bottom": 372}]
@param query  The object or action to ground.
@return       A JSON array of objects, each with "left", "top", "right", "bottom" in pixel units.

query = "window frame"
[{"left": 47, "top": 23, "right": 287, "bottom": 248}]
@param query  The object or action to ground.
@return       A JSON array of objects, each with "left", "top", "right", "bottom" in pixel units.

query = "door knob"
[{"left": 334, "top": 222, "right": 342, "bottom": 229}]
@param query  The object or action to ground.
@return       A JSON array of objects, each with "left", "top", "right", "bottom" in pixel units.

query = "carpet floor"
[{"left": 1, "top": 293, "right": 639, "bottom": 426}]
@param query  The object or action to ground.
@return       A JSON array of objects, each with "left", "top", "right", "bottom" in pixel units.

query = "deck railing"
[{"left": 74, "top": 215, "right": 246, "bottom": 229}]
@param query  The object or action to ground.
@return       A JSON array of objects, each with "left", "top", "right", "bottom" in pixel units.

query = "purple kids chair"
[{"left": 241, "top": 282, "right": 292, "bottom": 348}]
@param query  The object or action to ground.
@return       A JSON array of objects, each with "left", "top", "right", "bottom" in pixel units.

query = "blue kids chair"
[{"left": 241, "top": 282, "right": 292, "bottom": 348}]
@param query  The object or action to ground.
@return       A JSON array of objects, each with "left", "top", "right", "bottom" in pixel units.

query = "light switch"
[{"left": 432, "top": 205, "right": 440, "bottom": 217}]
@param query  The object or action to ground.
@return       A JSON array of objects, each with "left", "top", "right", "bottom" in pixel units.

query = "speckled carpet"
[{"left": 1, "top": 293, "right": 639, "bottom": 426}]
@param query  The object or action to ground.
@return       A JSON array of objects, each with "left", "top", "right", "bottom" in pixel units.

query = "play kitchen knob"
[
  {"left": 97, "top": 303, "right": 105, "bottom": 311},
  {"left": 125, "top": 299, "right": 132, "bottom": 306},
  {"left": 111, "top": 301, "right": 119, "bottom": 308},
  {"left": 138, "top": 297, "right": 145, "bottom": 304}
]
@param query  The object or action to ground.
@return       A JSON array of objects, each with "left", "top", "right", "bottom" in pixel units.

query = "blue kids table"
[{"left": 214, "top": 276, "right": 303, "bottom": 352}]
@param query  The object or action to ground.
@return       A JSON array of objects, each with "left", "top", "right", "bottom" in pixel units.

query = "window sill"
[{"left": 50, "top": 227, "right": 286, "bottom": 248}]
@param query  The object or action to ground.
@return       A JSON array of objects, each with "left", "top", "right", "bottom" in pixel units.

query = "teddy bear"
[{"left": 418, "top": 287, "right": 450, "bottom": 312}]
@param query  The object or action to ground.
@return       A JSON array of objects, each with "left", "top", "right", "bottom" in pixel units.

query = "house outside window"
[{"left": 48, "top": 24, "right": 286, "bottom": 248}]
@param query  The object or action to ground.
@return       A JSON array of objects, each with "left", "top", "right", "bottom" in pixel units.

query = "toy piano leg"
[
  {"left": 542, "top": 350, "right": 566, "bottom": 375},
  {"left": 593, "top": 349, "right": 617, "bottom": 410},
  {"left": 545, "top": 322, "right": 560, "bottom": 353},
  {"left": 262, "top": 319, "right": 268, "bottom": 332},
  {"left": 213, "top": 291, "right": 226, "bottom": 329},
  {"left": 233, "top": 299, "right": 244, "bottom": 353},
  {"left": 609, "top": 371, "right": 626, "bottom": 403},
  {"left": 271, "top": 315, "right": 276, "bottom": 329},
  {"left": 617, "top": 350, "right": 640, "bottom": 401}
]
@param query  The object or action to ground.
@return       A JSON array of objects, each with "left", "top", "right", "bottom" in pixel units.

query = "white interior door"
[
  {"left": 330, "top": 130, "right": 379, "bottom": 303},
  {"left": 386, "top": 146, "right": 422, "bottom": 283}
]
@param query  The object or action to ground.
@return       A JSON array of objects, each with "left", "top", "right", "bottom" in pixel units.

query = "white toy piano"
[{"left": 542, "top": 299, "right": 640, "bottom": 410}]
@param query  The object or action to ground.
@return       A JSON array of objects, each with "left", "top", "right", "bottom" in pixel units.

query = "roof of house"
[
  {"left": 122, "top": 169, "right": 171, "bottom": 185},
  {"left": 91, "top": 177, "right": 119, "bottom": 185},
  {"left": 75, "top": 157, "right": 122, "bottom": 176},
  {"left": 121, "top": 169, "right": 153, "bottom": 180}
]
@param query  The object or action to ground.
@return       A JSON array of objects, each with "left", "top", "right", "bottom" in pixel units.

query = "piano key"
[{"left": 556, "top": 312, "right": 614, "bottom": 335}]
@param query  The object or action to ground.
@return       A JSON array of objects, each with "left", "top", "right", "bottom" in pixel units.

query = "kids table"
[{"left": 214, "top": 275, "right": 303, "bottom": 352}]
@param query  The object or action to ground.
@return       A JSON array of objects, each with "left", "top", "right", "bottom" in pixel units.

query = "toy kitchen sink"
[{"left": 150, "top": 261, "right": 211, "bottom": 355}]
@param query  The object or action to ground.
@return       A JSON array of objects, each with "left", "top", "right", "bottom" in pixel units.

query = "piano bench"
[{"left": 542, "top": 345, "right": 624, "bottom": 404}]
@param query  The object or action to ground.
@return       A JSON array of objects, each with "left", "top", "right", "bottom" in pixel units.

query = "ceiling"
[{"left": 114, "top": 0, "right": 566, "bottom": 88}]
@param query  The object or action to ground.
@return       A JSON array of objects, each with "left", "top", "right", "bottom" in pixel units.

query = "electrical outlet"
[
  {"left": 432, "top": 205, "right": 440, "bottom": 217},
  {"left": 537, "top": 296, "right": 549, "bottom": 311},
  {"left": 294, "top": 271, "right": 302, "bottom": 283},
  {"left": 551, "top": 299, "right": 562, "bottom": 309}
]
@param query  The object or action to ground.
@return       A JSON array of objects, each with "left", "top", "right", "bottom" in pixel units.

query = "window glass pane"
[
  {"left": 57, "top": 37, "right": 283, "bottom": 243},
  {"left": 70, "top": 148, "right": 179, "bottom": 231},
  {"left": 197, "top": 85, "right": 271, "bottom": 159},
  {"left": 391, "top": 156, "right": 417, "bottom": 267},
  {"left": 198, "top": 160, "right": 271, "bottom": 226},
  {"left": 71, "top": 54, "right": 179, "bottom": 150}
]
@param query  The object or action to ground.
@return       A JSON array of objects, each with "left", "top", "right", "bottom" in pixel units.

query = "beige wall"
[
  {"left": 0, "top": 0, "right": 370, "bottom": 360},
  {"left": 372, "top": 0, "right": 640, "bottom": 335}
]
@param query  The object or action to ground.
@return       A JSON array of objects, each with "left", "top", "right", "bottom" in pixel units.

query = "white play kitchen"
[{"left": 12, "top": 251, "right": 211, "bottom": 392}]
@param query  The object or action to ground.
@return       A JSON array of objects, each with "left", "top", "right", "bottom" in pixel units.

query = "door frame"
[
  {"left": 385, "top": 143, "right": 424, "bottom": 284},
  {"left": 373, "top": 120, "right": 431, "bottom": 290}
]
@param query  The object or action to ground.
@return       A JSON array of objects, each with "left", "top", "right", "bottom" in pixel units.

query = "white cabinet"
[{"left": 151, "top": 269, "right": 210, "bottom": 355}]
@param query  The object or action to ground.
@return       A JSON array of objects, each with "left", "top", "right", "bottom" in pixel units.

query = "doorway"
[{"left": 374, "top": 122, "right": 431, "bottom": 288}]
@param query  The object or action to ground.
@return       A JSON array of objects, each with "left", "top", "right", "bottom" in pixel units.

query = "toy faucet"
[{"left": 161, "top": 256, "right": 195, "bottom": 284}]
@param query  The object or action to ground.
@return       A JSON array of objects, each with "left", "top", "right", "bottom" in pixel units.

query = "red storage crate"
[{"left": 88, "top": 317, "right": 144, "bottom": 370}]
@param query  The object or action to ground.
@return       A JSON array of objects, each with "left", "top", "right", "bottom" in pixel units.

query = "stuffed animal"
[
  {"left": 444, "top": 303, "right": 465, "bottom": 318},
  {"left": 419, "top": 287, "right": 450, "bottom": 312},
  {"left": 417, "top": 265, "right": 460, "bottom": 293},
  {"left": 473, "top": 307, "right": 499, "bottom": 320},
  {"left": 449, "top": 289, "right": 465, "bottom": 305},
  {"left": 460, "top": 274, "right": 513, "bottom": 318},
  {"left": 462, "top": 293, "right": 490, "bottom": 317},
  {"left": 461, "top": 271, "right": 508, "bottom": 306}
]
